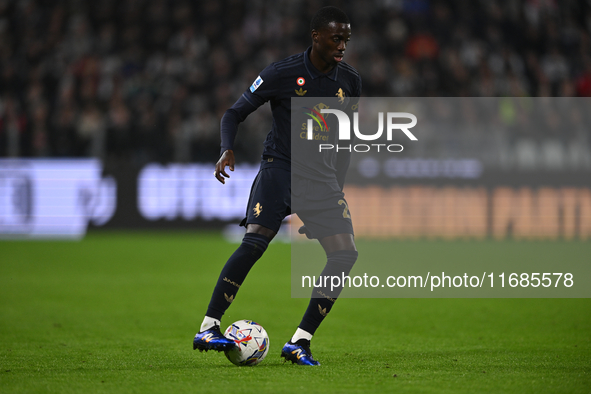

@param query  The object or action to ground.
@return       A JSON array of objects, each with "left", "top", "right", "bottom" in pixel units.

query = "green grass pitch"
[{"left": 1, "top": 232, "right": 590, "bottom": 393}]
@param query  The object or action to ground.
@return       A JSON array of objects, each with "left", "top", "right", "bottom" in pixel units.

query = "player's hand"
[{"left": 214, "top": 150, "right": 235, "bottom": 184}]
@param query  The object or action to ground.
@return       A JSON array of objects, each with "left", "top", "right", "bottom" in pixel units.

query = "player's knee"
[
  {"left": 241, "top": 232, "right": 270, "bottom": 258},
  {"left": 326, "top": 250, "right": 358, "bottom": 271},
  {"left": 318, "top": 250, "right": 358, "bottom": 297},
  {"left": 245, "top": 224, "right": 277, "bottom": 240}
]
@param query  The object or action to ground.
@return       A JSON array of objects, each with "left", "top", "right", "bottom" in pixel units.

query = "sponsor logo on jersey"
[
  {"left": 295, "top": 88, "right": 307, "bottom": 96},
  {"left": 250, "top": 76, "right": 263, "bottom": 93}
]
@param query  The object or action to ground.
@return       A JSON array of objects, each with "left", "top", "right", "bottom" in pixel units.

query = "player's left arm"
[{"left": 335, "top": 76, "right": 362, "bottom": 190}]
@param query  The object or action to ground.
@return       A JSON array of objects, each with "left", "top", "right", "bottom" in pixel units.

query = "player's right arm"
[{"left": 215, "top": 65, "right": 279, "bottom": 184}]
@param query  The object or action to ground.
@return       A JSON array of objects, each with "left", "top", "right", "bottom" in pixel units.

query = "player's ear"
[{"left": 311, "top": 29, "right": 319, "bottom": 43}]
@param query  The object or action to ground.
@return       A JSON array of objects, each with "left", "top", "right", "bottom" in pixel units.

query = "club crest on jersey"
[
  {"left": 250, "top": 76, "right": 263, "bottom": 93},
  {"left": 296, "top": 77, "right": 305, "bottom": 86},
  {"left": 335, "top": 88, "right": 345, "bottom": 104}
]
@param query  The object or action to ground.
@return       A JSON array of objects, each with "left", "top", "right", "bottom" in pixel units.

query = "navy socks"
[
  {"left": 205, "top": 233, "right": 270, "bottom": 320},
  {"left": 298, "top": 250, "right": 358, "bottom": 335}
]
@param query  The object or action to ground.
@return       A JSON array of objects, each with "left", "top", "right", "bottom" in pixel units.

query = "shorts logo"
[
  {"left": 335, "top": 88, "right": 345, "bottom": 104},
  {"left": 253, "top": 202, "right": 263, "bottom": 217},
  {"left": 250, "top": 76, "right": 263, "bottom": 93},
  {"left": 296, "top": 77, "right": 305, "bottom": 86}
]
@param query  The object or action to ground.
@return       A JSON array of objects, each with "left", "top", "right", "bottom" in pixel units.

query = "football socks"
[
  {"left": 291, "top": 327, "right": 313, "bottom": 343},
  {"left": 200, "top": 316, "right": 221, "bottom": 332},
  {"left": 298, "top": 250, "right": 358, "bottom": 335},
  {"left": 205, "top": 233, "right": 270, "bottom": 320}
]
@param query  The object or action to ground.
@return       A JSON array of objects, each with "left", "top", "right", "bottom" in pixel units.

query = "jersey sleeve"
[
  {"left": 220, "top": 64, "right": 280, "bottom": 154},
  {"left": 242, "top": 64, "right": 280, "bottom": 108}
]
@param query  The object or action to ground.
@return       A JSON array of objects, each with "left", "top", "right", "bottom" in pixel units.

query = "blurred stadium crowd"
[{"left": 0, "top": 0, "right": 590, "bottom": 167}]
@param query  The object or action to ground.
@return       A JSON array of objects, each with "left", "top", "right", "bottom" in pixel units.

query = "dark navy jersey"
[{"left": 220, "top": 46, "right": 362, "bottom": 186}]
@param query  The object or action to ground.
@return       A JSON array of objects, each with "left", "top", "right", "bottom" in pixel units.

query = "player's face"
[{"left": 312, "top": 22, "right": 351, "bottom": 71}]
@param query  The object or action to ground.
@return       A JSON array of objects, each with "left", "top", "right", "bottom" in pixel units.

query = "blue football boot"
[
  {"left": 193, "top": 324, "right": 236, "bottom": 352},
  {"left": 281, "top": 339, "right": 320, "bottom": 366}
]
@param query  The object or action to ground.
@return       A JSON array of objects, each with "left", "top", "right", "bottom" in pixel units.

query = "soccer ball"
[{"left": 223, "top": 320, "right": 269, "bottom": 366}]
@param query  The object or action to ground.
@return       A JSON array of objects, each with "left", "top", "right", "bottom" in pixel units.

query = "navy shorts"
[
  {"left": 292, "top": 174, "right": 354, "bottom": 239},
  {"left": 240, "top": 159, "right": 291, "bottom": 233},
  {"left": 240, "top": 159, "right": 353, "bottom": 239}
]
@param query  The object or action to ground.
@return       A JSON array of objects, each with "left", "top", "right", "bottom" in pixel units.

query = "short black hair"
[{"left": 310, "top": 6, "right": 350, "bottom": 32}]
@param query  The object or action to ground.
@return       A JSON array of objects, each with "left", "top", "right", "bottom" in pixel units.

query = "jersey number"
[{"left": 338, "top": 199, "right": 351, "bottom": 219}]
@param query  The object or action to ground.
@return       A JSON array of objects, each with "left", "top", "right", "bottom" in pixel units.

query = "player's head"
[
  {"left": 310, "top": 6, "right": 350, "bottom": 32},
  {"left": 310, "top": 6, "right": 351, "bottom": 70}
]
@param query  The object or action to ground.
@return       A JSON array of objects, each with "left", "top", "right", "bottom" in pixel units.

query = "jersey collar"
[{"left": 304, "top": 46, "right": 339, "bottom": 81}]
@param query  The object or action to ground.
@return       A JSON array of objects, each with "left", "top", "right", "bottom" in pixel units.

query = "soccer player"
[{"left": 193, "top": 6, "right": 361, "bottom": 366}]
